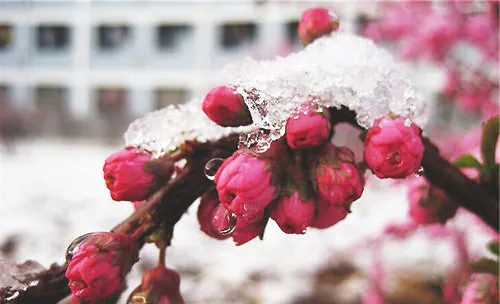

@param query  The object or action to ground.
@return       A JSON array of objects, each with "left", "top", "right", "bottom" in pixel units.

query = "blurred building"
[{"left": 0, "top": 0, "right": 356, "bottom": 138}]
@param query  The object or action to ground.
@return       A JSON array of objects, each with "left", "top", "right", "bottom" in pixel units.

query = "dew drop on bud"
[
  {"left": 220, "top": 212, "right": 237, "bottom": 235},
  {"left": 28, "top": 280, "right": 39, "bottom": 287},
  {"left": 130, "top": 295, "right": 148, "bottom": 304},
  {"left": 66, "top": 232, "right": 96, "bottom": 262},
  {"left": 211, "top": 204, "right": 237, "bottom": 236},
  {"left": 414, "top": 166, "right": 424, "bottom": 177},
  {"left": 301, "top": 229, "right": 307, "bottom": 235},
  {"left": 5, "top": 291, "right": 20, "bottom": 301},
  {"left": 403, "top": 118, "right": 412, "bottom": 127},
  {"left": 204, "top": 158, "right": 224, "bottom": 181},
  {"left": 69, "top": 280, "right": 86, "bottom": 290}
]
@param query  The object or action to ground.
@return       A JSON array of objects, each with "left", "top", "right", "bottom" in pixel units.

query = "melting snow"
[{"left": 125, "top": 32, "right": 427, "bottom": 156}]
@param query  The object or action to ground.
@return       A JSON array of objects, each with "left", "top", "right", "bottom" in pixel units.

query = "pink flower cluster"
[
  {"left": 362, "top": 1, "right": 499, "bottom": 119},
  {"left": 198, "top": 99, "right": 365, "bottom": 245}
]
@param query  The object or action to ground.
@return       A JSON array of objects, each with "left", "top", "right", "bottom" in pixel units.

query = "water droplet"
[
  {"left": 211, "top": 205, "right": 237, "bottom": 236},
  {"left": 204, "top": 158, "right": 224, "bottom": 181},
  {"left": 414, "top": 166, "right": 424, "bottom": 177},
  {"left": 66, "top": 233, "right": 96, "bottom": 262},
  {"left": 301, "top": 229, "right": 307, "bottom": 235},
  {"left": 28, "top": 280, "right": 39, "bottom": 287},
  {"left": 69, "top": 280, "right": 86, "bottom": 291},
  {"left": 220, "top": 212, "right": 237, "bottom": 235},
  {"left": 403, "top": 118, "right": 412, "bottom": 127},
  {"left": 5, "top": 291, "right": 20, "bottom": 301},
  {"left": 130, "top": 295, "right": 148, "bottom": 304}
]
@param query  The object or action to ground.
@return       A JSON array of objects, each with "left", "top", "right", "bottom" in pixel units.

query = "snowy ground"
[{"left": 0, "top": 139, "right": 495, "bottom": 303}]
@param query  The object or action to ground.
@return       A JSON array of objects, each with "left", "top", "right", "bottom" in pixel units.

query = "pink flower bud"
[
  {"left": 285, "top": 102, "right": 331, "bottom": 149},
  {"left": 314, "top": 144, "right": 364, "bottom": 206},
  {"left": 141, "top": 266, "right": 184, "bottom": 304},
  {"left": 66, "top": 233, "right": 139, "bottom": 301},
  {"left": 231, "top": 215, "right": 265, "bottom": 246},
  {"left": 310, "top": 198, "right": 349, "bottom": 229},
  {"left": 197, "top": 189, "right": 231, "bottom": 240},
  {"left": 215, "top": 151, "right": 276, "bottom": 222},
  {"left": 202, "top": 85, "right": 252, "bottom": 127},
  {"left": 363, "top": 117, "right": 424, "bottom": 179},
  {"left": 407, "top": 177, "right": 458, "bottom": 225},
  {"left": 298, "top": 7, "right": 340, "bottom": 46},
  {"left": 270, "top": 192, "right": 315, "bottom": 234},
  {"left": 103, "top": 148, "right": 155, "bottom": 202}
]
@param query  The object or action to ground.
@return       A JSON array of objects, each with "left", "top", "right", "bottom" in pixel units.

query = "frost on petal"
[{"left": 125, "top": 32, "right": 426, "bottom": 156}]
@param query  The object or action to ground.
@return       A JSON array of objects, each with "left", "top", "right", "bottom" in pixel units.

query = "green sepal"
[
  {"left": 470, "top": 257, "right": 499, "bottom": 276},
  {"left": 487, "top": 240, "right": 500, "bottom": 256},
  {"left": 452, "top": 154, "right": 483, "bottom": 170},
  {"left": 481, "top": 116, "right": 499, "bottom": 174},
  {"left": 258, "top": 211, "right": 271, "bottom": 241}
]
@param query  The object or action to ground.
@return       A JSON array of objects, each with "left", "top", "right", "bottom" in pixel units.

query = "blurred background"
[
  {"left": 0, "top": 1, "right": 498, "bottom": 304},
  {"left": 0, "top": 0, "right": 324, "bottom": 144}
]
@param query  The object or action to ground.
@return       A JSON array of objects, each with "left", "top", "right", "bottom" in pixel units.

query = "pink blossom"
[
  {"left": 456, "top": 91, "right": 492, "bottom": 115},
  {"left": 285, "top": 102, "right": 331, "bottom": 149},
  {"left": 363, "top": 116, "right": 424, "bottom": 179},
  {"left": 442, "top": 70, "right": 460, "bottom": 97},
  {"left": 202, "top": 85, "right": 252, "bottom": 127},
  {"left": 215, "top": 151, "right": 276, "bottom": 222},
  {"left": 231, "top": 215, "right": 264, "bottom": 246},
  {"left": 460, "top": 274, "right": 499, "bottom": 304},
  {"left": 314, "top": 144, "right": 364, "bottom": 206},
  {"left": 402, "top": 14, "right": 460, "bottom": 62},
  {"left": 66, "top": 233, "right": 139, "bottom": 301},
  {"left": 197, "top": 189, "right": 230, "bottom": 240},
  {"left": 310, "top": 198, "right": 349, "bottom": 229},
  {"left": 407, "top": 177, "right": 458, "bottom": 225},
  {"left": 465, "top": 15, "right": 495, "bottom": 44},
  {"left": 298, "top": 7, "right": 339, "bottom": 46},
  {"left": 103, "top": 148, "right": 155, "bottom": 202},
  {"left": 270, "top": 192, "right": 315, "bottom": 234}
]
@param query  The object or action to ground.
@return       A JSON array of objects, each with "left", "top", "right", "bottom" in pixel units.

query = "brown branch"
[
  {"left": 2, "top": 135, "right": 239, "bottom": 304},
  {"left": 3, "top": 107, "right": 498, "bottom": 303},
  {"left": 329, "top": 107, "right": 499, "bottom": 231},
  {"left": 421, "top": 138, "right": 499, "bottom": 229}
]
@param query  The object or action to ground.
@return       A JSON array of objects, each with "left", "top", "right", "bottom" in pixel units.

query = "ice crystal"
[
  {"left": 125, "top": 32, "right": 427, "bottom": 156},
  {"left": 0, "top": 257, "right": 44, "bottom": 293},
  {"left": 124, "top": 99, "right": 252, "bottom": 157}
]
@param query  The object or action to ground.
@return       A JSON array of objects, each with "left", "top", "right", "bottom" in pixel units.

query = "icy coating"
[
  {"left": 125, "top": 32, "right": 427, "bottom": 156},
  {"left": 124, "top": 99, "right": 252, "bottom": 157}
]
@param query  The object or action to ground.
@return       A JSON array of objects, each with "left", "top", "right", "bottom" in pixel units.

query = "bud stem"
[{"left": 158, "top": 246, "right": 166, "bottom": 267}]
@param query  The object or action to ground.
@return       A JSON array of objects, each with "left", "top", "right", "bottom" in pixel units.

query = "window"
[
  {"left": 34, "top": 86, "right": 68, "bottom": 114},
  {"left": 0, "top": 84, "right": 10, "bottom": 99},
  {"left": 37, "top": 25, "right": 70, "bottom": 51},
  {"left": 156, "top": 24, "right": 192, "bottom": 50},
  {"left": 95, "top": 87, "right": 127, "bottom": 115},
  {"left": 286, "top": 20, "right": 299, "bottom": 44},
  {"left": 155, "top": 88, "right": 188, "bottom": 109},
  {"left": 0, "top": 24, "right": 13, "bottom": 50},
  {"left": 97, "top": 25, "right": 130, "bottom": 50},
  {"left": 219, "top": 22, "right": 256, "bottom": 49}
]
